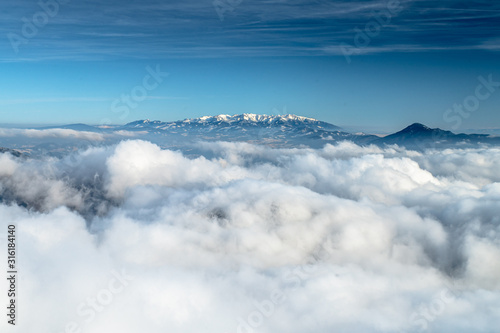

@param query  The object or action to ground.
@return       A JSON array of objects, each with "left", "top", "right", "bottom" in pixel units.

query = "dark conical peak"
[{"left": 400, "top": 123, "right": 432, "bottom": 133}]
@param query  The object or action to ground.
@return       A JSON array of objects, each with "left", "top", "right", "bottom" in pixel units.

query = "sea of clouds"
[{"left": 0, "top": 139, "right": 499, "bottom": 332}]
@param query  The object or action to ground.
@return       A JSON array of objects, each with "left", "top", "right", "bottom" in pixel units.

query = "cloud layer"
[{"left": 0, "top": 140, "right": 499, "bottom": 332}]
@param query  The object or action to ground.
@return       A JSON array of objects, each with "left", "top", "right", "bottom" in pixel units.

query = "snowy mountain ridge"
[
  {"left": 124, "top": 113, "right": 342, "bottom": 131},
  {"left": 188, "top": 113, "right": 319, "bottom": 123}
]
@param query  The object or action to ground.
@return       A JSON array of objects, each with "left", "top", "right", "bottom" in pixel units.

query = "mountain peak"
[{"left": 400, "top": 123, "right": 432, "bottom": 133}]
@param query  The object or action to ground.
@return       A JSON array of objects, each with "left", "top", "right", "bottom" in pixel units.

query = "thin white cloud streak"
[
  {"left": 0, "top": 128, "right": 143, "bottom": 144},
  {"left": 0, "top": 140, "right": 499, "bottom": 332},
  {"left": 0, "top": 128, "right": 105, "bottom": 141}
]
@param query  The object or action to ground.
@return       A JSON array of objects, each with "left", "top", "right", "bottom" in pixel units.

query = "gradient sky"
[{"left": 0, "top": 0, "right": 499, "bottom": 132}]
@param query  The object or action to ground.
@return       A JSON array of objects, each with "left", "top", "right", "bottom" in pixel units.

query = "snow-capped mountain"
[
  {"left": 117, "top": 113, "right": 371, "bottom": 148},
  {"left": 122, "top": 114, "right": 342, "bottom": 132}
]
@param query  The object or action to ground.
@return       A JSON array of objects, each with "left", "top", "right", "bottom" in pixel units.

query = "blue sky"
[{"left": 0, "top": 0, "right": 499, "bottom": 132}]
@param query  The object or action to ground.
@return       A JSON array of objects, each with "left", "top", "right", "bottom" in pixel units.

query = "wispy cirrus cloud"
[{"left": 1, "top": 0, "right": 499, "bottom": 60}]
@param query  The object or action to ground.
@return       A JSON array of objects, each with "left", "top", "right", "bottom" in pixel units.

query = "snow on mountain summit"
[
  {"left": 184, "top": 113, "right": 324, "bottom": 124},
  {"left": 126, "top": 119, "right": 165, "bottom": 127},
  {"left": 123, "top": 114, "right": 342, "bottom": 131}
]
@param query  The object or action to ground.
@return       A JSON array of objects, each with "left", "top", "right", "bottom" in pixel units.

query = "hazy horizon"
[{"left": 1, "top": 113, "right": 500, "bottom": 136}]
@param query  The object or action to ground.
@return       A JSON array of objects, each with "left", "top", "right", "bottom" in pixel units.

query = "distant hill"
[
  {"left": 38, "top": 123, "right": 103, "bottom": 132},
  {"left": 374, "top": 123, "right": 499, "bottom": 149}
]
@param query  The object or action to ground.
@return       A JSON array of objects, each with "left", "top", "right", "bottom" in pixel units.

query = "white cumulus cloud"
[{"left": 0, "top": 140, "right": 499, "bottom": 333}]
